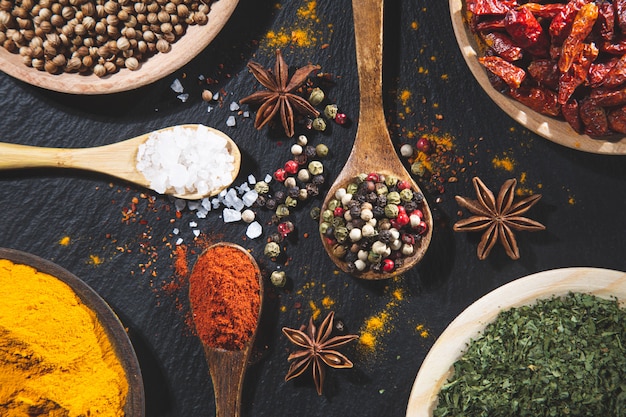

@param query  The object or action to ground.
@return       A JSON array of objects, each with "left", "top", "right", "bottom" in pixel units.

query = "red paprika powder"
[{"left": 189, "top": 244, "right": 261, "bottom": 351}]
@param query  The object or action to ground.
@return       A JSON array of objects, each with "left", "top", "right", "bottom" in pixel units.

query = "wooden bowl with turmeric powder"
[
  {"left": 0, "top": 0, "right": 238, "bottom": 94},
  {"left": 0, "top": 247, "right": 144, "bottom": 416}
]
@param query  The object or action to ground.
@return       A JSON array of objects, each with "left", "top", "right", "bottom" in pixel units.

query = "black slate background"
[{"left": 1, "top": 0, "right": 625, "bottom": 416}]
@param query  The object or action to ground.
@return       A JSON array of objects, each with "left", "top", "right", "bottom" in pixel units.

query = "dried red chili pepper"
[
  {"left": 608, "top": 105, "right": 626, "bottom": 133},
  {"left": 616, "top": 0, "right": 626, "bottom": 33},
  {"left": 558, "top": 43, "right": 598, "bottom": 104},
  {"left": 600, "top": 37, "right": 626, "bottom": 55},
  {"left": 597, "top": 1, "right": 615, "bottom": 41},
  {"left": 600, "top": 54, "right": 626, "bottom": 88},
  {"left": 508, "top": 86, "right": 560, "bottom": 116},
  {"left": 466, "top": 0, "right": 517, "bottom": 15},
  {"left": 479, "top": 55, "right": 526, "bottom": 88},
  {"left": 549, "top": 0, "right": 587, "bottom": 43},
  {"left": 589, "top": 86, "right": 626, "bottom": 107},
  {"left": 580, "top": 98, "right": 609, "bottom": 136},
  {"left": 558, "top": 3, "right": 599, "bottom": 73},
  {"left": 474, "top": 16, "right": 506, "bottom": 32},
  {"left": 528, "top": 59, "right": 560, "bottom": 89},
  {"left": 589, "top": 57, "right": 619, "bottom": 87},
  {"left": 482, "top": 31, "right": 523, "bottom": 62},
  {"left": 562, "top": 99, "right": 582, "bottom": 132},
  {"left": 520, "top": 2, "right": 565, "bottom": 19},
  {"left": 504, "top": 7, "right": 549, "bottom": 56}
]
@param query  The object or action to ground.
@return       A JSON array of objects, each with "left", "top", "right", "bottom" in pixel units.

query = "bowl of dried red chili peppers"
[{"left": 450, "top": 0, "right": 626, "bottom": 154}]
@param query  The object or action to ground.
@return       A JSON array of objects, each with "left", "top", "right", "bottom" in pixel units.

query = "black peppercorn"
[
  {"left": 311, "top": 174, "right": 325, "bottom": 185},
  {"left": 265, "top": 198, "right": 277, "bottom": 210},
  {"left": 379, "top": 229, "right": 392, "bottom": 243},
  {"left": 294, "top": 154, "right": 308, "bottom": 165},
  {"left": 305, "top": 183, "right": 319, "bottom": 196},
  {"left": 305, "top": 145, "right": 317, "bottom": 158},
  {"left": 268, "top": 232, "right": 283, "bottom": 243},
  {"left": 324, "top": 226, "right": 335, "bottom": 238},
  {"left": 349, "top": 205, "right": 361, "bottom": 218},
  {"left": 377, "top": 194, "right": 387, "bottom": 207},
  {"left": 274, "top": 190, "right": 286, "bottom": 203},
  {"left": 256, "top": 195, "right": 267, "bottom": 207},
  {"left": 414, "top": 191, "right": 425, "bottom": 204},
  {"left": 287, "top": 187, "right": 300, "bottom": 198}
]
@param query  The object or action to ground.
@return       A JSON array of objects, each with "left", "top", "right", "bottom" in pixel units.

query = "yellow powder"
[
  {"left": 88, "top": 254, "right": 103, "bottom": 265},
  {"left": 359, "top": 332, "right": 376, "bottom": 349},
  {"left": 297, "top": 0, "right": 318, "bottom": 21},
  {"left": 0, "top": 259, "right": 128, "bottom": 417},
  {"left": 400, "top": 90, "right": 412, "bottom": 106},
  {"left": 411, "top": 21, "right": 419, "bottom": 30},
  {"left": 492, "top": 155, "right": 515, "bottom": 171},
  {"left": 262, "top": 0, "right": 323, "bottom": 49},
  {"left": 416, "top": 324, "right": 430, "bottom": 339},
  {"left": 392, "top": 288, "right": 404, "bottom": 301},
  {"left": 309, "top": 300, "right": 321, "bottom": 320},
  {"left": 59, "top": 236, "right": 71, "bottom": 246},
  {"left": 321, "top": 296, "right": 334, "bottom": 308}
]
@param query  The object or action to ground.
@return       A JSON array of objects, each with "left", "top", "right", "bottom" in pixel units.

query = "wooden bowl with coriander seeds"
[
  {"left": 406, "top": 267, "right": 626, "bottom": 417},
  {"left": 0, "top": 247, "right": 145, "bottom": 417},
  {"left": 0, "top": 0, "right": 238, "bottom": 94}
]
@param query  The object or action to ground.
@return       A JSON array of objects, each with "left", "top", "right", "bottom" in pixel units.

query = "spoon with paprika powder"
[
  {"left": 0, "top": 124, "right": 241, "bottom": 200},
  {"left": 188, "top": 242, "right": 263, "bottom": 417},
  {"left": 320, "top": 0, "right": 433, "bottom": 279}
]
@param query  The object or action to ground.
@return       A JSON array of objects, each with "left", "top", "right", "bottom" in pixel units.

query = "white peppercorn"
[
  {"left": 362, "top": 224, "right": 375, "bottom": 237},
  {"left": 297, "top": 169, "right": 310, "bottom": 183},
  {"left": 290, "top": 144, "right": 303, "bottom": 156},
  {"left": 241, "top": 209, "right": 255, "bottom": 223},
  {"left": 349, "top": 228, "right": 362, "bottom": 242},
  {"left": 297, "top": 135, "right": 308, "bottom": 146}
]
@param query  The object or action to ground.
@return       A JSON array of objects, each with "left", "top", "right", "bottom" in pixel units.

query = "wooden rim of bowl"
[
  {"left": 449, "top": 0, "right": 626, "bottom": 155},
  {"left": 0, "top": 0, "right": 239, "bottom": 95},
  {"left": 0, "top": 247, "right": 145, "bottom": 417}
]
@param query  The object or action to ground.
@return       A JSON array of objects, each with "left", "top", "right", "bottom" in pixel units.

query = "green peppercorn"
[
  {"left": 334, "top": 226, "right": 349, "bottom": 243},
  {"left": 319, "top": 221, "right": 331, "bottom": 234},
  {"left": 312, "top": 117, "right": 327, "bottom": 131},
  {"left": 308, "top": 87, "right": 325, "bottom": 106},
  {"left": 285, "top": 196, "right": 298, "bottom": 208},
  {"left": 400, "top": 188, "right": 413, "bottom": 202},
  {"left": 308, "top": 160, "right": 324, "bottom": 175},
  {"left": 270, "top": 270, "right": 287, "bottom": 287},
  {"left": 324, "top": 103, "right": 338, "bottom": 119},
  {"left": 385, "top": 204, "right": 399, "bottom": 218},
  {"left": 328, "top": 199, "right": 340, "bottom": 211},
  {"left": 346, "top": 182, "right": 359, "bottom": 195},
  {"left": 332, "top": 217, "right": 346, "bottom": 228},
  {"left": 367, "top": 251, "right": 382, "bottom": 264},
  {"left": 315, "top": 143, "right": 329, "bottom": 157},
  {"left": 264, "top": 241, "right": 281, "bottom": 258},
  {"left": 310, "top": 206, "right": 321, "bottom": 220},
  {"left": 254, "top": 181, "right": 270, "bottom": 194},
  {"left": 385, "top": 175, "right": 399, "bottom": 187},
  {"left": 375, "top": 183, "right": 388, "bottom": 195},
  {"left": 356, "top": 173, "right": 368, "bottom": 183},
  {"left": 275, "top": 204, "right": 290, "bottom": 218},
  {"left": 411, "top": 160, "right": 426, "bottom": 177},
  {"left": 322, "top": 209, "right": 334, "bottom": 222},
  {"left": 387, "top": 191, "right": 401, "bottom": 205}
]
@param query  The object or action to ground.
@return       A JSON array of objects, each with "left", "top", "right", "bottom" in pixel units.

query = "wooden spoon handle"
[{"left": 204, "top": 348, "right": 247, "bottom": 417}]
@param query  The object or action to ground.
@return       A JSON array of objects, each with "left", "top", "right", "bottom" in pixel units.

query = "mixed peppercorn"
[{"left": 320, "top": 172, "right": 429, "bottom": 274}]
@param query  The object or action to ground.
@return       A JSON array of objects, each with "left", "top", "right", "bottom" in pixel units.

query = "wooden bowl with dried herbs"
[
  {"left": 406, "top": 267, "right": 626, "bottom": 417},
  {"left": 0, "top": 0, "right": 238, "bottom": 94},
  {"left": 450, "top": 0, "right": 626, "bottom": 154}
]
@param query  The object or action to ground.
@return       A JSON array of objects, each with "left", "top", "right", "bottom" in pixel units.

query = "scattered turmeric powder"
[
  {"left": 261, "top": 0, "right": 326, "bottom": 50},
  {"left": 492, "top": 154, "right": 515, "bottom": 171},
  {"left": 59, "top": 236, "right": 71, "bottom": 246},
  {"left": 0, "top": 259, "right": 129, "bottom": 417}
]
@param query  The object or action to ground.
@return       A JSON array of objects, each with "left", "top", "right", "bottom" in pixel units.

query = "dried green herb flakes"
[{"left": 434, "top": 292, "right": 626, "bottom": 417}]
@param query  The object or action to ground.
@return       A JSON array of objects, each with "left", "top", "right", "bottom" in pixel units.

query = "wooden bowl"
[
  {"left": 405, "top": 267, "right": 626, "bottom": 417},
  {"left": 0, "top": 247, "right": 145, "bottom": 416},
  {"left": 449, "top": 0, "right": 626, "bottom": 155},
  {"left": 0, "top": 0, "right": 238, "bottom": 95}
]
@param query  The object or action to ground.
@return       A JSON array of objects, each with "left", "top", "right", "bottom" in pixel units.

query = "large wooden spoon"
[
  {"left": 189, "top": 242, "right": 263, "bottom": 417},
  {"left": 320, "top": 0, "right": 433, "bottom": 279},
  {"left": 0, "top": 124, "right": 241, "bottom": 200}
]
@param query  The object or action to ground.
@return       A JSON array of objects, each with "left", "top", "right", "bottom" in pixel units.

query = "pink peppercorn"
[
  {"left": 395, "top": 213, "right": 410, "bottom": 227},
  {"left": 335, "top": 112, "right": 348, "bottom": 125},
  {"left": 416, "top": 136, "right": 433, "bottom": 154},
  {"left": 382, "top": 259, "right": 395, "bottom": 272},
  {"left": 366, "top": 173, "right": 380, "bottom": 182},
  {"left": 418, "top": 221, "right": 428, "bottom": 235},
  {"left": 333, "top": 207, "right": 345, "bottom": 217},
  {"left": 284, "top": 160, "right": 299, "bottom": 175},
  {"left": 273, "top": 168, "right": 287, "bottom": 182},
  {"left": 397, "top": 180, "right": 412, "bottom": 190}
]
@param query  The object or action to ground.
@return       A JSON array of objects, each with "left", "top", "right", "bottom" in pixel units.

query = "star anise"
[
  {"left": 240, "top": 49, "right": 320, "bottom": 137},
  {"left": 453, "top": 177, "right": 545, "bottom": 260},
  {"left": 282, "top": 311, "right": 358, "bottom": 395}
]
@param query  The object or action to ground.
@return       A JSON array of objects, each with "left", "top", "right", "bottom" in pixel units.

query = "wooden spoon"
[
  {"left": 320, "top": 0, "right": 433, "bottom": 279},
  {"left": 189, "top": 242, "right": 263, "bottom": 417},
  {"left": 0, "top": 124, "right": 241, "bottom": 200}
]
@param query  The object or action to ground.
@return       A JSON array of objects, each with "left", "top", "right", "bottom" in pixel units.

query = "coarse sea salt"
[{"left": 136, "top": 125, "right": 235, "bottom": 196}]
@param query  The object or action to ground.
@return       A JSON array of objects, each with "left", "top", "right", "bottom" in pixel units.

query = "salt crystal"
[
  {"left": 193, "top": 229, "right": 200, "bottom": 237},
  {"left": 189, "top": 221, "right": 197, "bottom": 227},
  {"left": 242, "top": 190, "right": 258, "bottom": 206},
  {"left": 201, "top": 198, "right": 212, "bottom": 211},
  {"left": 177, "top": 93, "right": 189, "bottom": 102},
  {"left": 243, "top": 111, "right": 250, "bottom": 118},
  {"left": 187, "top": 201, "right": 200, "bottom": 211},
  {"left": 237, "top": 183, "right": 250, "bottom": 194},
  {"left": 174, "top": 199, "right": 187, "bottom": 212},
  {"left": 213, "top": 92, "right": 219, "bottom": 101},
  {"left": 230, "top": 102, "right": 240, "bottom": 111},
  {"left": 264, "top": 174, "right": 272, "bottom": 183},
  {"left": 226, "top": 116, "right": 236, "bottom": 127},
  {"left": 196, "top": 209, "right": 207, "bottom": 219},
  {"left": 207, "top": 106, "right": 213, "bottom": 113},
  {"left": 170, "top": 79, "right": 184, "bottom": 93},
  {"left": 176, "top": 237, "right": 184, "bottom": 245},
  {"left": 223, "top": 208, "right": 242, "bottom": 223},
  {"left": 246, "top": 221, "right": 262, "bottom": 239},
  {"left": 173, "top": 228, "right": 179, "bottom": 234},
  {"left": 248, "top": 174, "right": 256, "bottom": 184}
]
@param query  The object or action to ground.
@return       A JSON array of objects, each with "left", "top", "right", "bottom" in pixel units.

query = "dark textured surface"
[{"left": 0, "top": 0, "right": 625, "bottom": 416}]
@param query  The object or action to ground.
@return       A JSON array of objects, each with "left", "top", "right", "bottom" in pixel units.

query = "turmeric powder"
[{"left": 0, "top": 259, "right": 129, "bottom": 417}]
